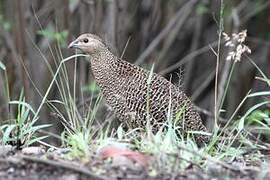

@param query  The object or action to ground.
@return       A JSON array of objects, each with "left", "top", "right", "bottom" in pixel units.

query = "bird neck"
[{"left": 89, "top": 49, "right": 118, "bottom": 88}]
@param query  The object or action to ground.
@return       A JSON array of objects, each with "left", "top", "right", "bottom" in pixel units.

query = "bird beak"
[{"left": 68, "top": 40, "right": 79, "bottom": 49}]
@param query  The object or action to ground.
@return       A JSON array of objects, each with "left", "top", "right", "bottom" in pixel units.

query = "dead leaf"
[{"left": 99, "top": 145, "right": 150, "bottom": 167}]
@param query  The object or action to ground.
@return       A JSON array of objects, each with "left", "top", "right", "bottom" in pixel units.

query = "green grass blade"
[
  {"left": 9, "top": 101, "right": 36, "bottom": 115},
  {"left": 246, "top": 55, "right": 270, "bottom": 87},
  {"left": 34, "top": 54, "right": 89, "bottom": 121},
  {"left": 0, "top": 60, "right": 6, "bottom": 71},
  {"left": 2, "top": 125, "right": 16, "bottom": 144},
  {"left": 26, "top": 135, "right": 49, "bottom": 146},
  {"left": 247, "top": 91, "right": 270, "bottom": 98},
  {"left": 238, "top": 101, "right": 270, "bottom": 131},
  {"left": 22, "top": 124, "right": 52, "bottom": 136}
]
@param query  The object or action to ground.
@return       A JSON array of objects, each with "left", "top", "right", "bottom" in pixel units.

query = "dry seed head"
[
  {"left": 223, "top": 30, "right": 251, "bottom": 62},
  {"left": 238, "top": 30, "right": 247, "bottom": 43},
  {"left": 222, "top": 32, "right": 230, "bottom": 41}
]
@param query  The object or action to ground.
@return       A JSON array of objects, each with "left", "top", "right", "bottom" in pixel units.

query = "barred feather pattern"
[{"left": 89, "top": 49, "right": 209, "bottom": 143}]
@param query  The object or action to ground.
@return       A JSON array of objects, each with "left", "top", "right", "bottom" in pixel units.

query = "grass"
[
  {"left": 1, "top": 30, "right": 269, "bottom": 171},
  {"left": 0, "top": 90, "right": 51, "bottom": 149},
  {"left": 0, "top": 4, "right": 270, "bottom": 179},
  {"left": 1, "top": 60, "right": 51, "bottom": 149}
]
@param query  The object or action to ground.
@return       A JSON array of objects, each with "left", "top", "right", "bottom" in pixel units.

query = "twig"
[
  {"left": 105, "top": 0, "right": 117, "bottom": 55},
  {"left": 20, "top": 155, "right": 108, "bottom": 180},
  {"left": 159, "top": 41, "right": 220, "bottom": 75},
  {"left": 175, "top": 145, "right": 249, "bottom": 174},
  {"left": 169, "top": 152, "right": 203, "bottom": 170},
  {"left": 242, "top": 1, "right": 270, "bottom": 24},
  {"left": 81, "top": 0, "right": 95, "bottom": 5},
  {"left": 244, "top": 130, "right": 270, "bottom": 149},
  {"left": 38, "top": 129, "right": 62, "bottom": 140},
  {"left": 192, "top": 70, "right": 215, "bottom": 101},
  {"left": 92, "top": 111, "right": 115, "bottom": 137},
  {"left": 156, "top": 0, "right": 196, "bottom": 66},
  {"left": 76, "top": 94, "right": 99, "bottom": 109},
  {"left": 184, "top": 13, "right": 203, "bottom": 92},
  {"left": 195, "top": 105, "right": 226, "bottom": 123},
  {"left": 135, "top": 0, "right": 198, "bottom": 65},
  {"left": 121, "top": 36, "right": 131, "bottom": 59}
]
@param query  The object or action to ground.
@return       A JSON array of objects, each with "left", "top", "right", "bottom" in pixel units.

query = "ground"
[{"left": 0, "top": 145, "right": 268, "bottom": 180}]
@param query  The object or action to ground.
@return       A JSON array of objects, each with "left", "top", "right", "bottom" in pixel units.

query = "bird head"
[{"left": 68, "top": 33, "right": 107, "bottom": 54}]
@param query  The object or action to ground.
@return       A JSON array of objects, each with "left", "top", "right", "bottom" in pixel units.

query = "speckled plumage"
[{"left": 69, "top": 34, "right": 209, "bottom": 143}]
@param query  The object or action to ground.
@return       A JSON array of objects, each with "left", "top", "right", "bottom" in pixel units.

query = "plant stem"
[
  {"left": 214, "top": 0, "right": 224, "bottom": 128},
  {"left": 33, "top": 54, "right": 89, "bottom": 121},
  {"left": 218, "top": 61, "right": 236, "bottom": 116}
]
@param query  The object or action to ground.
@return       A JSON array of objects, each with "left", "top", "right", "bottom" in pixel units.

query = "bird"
[{"left": 68, "top": 33, "right": 209, "bottom": 143}]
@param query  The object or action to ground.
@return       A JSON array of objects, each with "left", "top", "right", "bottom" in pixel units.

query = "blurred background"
[{"left": 0, "top": 0, "right": 269, "bottom": 137}]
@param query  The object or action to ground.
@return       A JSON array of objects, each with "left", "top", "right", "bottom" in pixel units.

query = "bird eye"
[{"left": 83, "top": 38, "right": 89, "bottom": 43}]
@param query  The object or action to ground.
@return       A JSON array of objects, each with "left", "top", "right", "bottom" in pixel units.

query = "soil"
[{"left": 0, "top": 146, "right": 268, "bottom": 180}]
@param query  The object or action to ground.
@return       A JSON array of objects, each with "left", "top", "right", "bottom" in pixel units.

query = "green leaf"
[
  {"left": 37, "top": 29, "right": 55, "bottom": 39},
  {"left": 252, "top": 119, "right": 269, "bottom": 128},
  {"left": 19, "top": 108, "right": 30, "bottom": 126},
  {"left": 238, "top": 101, "right": 270, "bottom": 131},
  {"left": 82, "top": 81, "right": 100, "bottom": 92},
  {"left": 196, "top": 3, "right": 209, "bottom": 15},
  {"left": 3, "top": 22, "right": 11, "bottom": 31},
  {"left": 2, "top": 125, "right": 16, "bottom": 144}
]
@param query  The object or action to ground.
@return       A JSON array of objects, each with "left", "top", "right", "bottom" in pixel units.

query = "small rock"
[
  {"left": 0, "top": 145, "right": 13, "bottom": 156},
  {"left": 21, "top": 170, "right": 26, "bottom": 176},
  {"left": 7, "top": 156, "right": 21, "bottom": 164},
  {"left": 186, "top": 174, "right": 200, "bottom": 180},
  {"left": 59, "top": 174, "right": 79, "bottom": 180},
  {"left": 7, "top": 167, "right": 15, "bottom": 174},
  {"left": 22, "top": 146, "right": 45, "bottom": 155}
]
